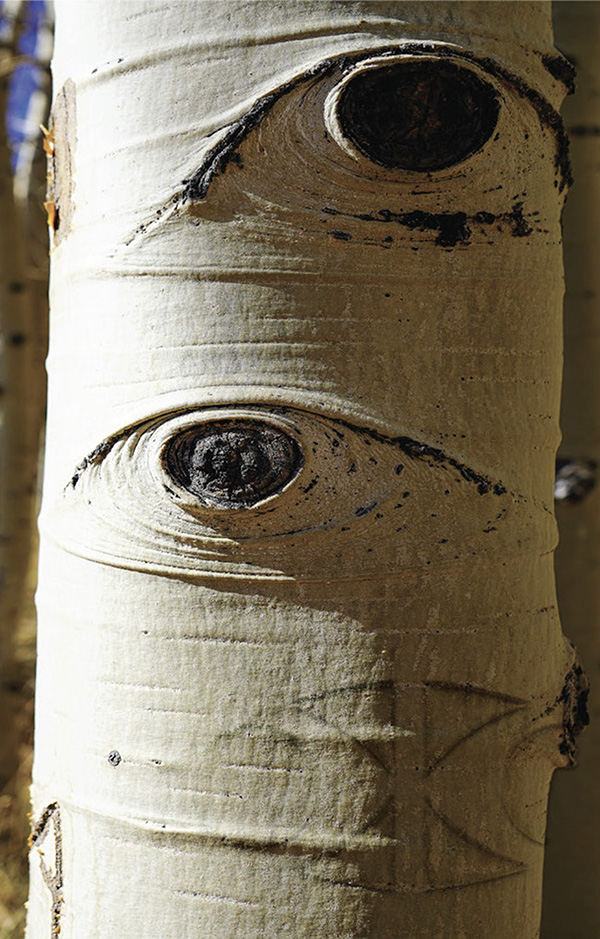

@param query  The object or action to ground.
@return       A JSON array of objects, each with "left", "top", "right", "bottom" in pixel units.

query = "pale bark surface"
[
  {"left": 541, "top": 4, "right": 600, "bottom": 937},
  {"left": 29, "top": 3, "right": 579, "bottom": 937}
]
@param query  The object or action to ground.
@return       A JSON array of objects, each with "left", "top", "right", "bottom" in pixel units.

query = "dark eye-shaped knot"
[
  {"left": 334, "top": 58, "right": 500, "bottom": 171},
  {"left": 162, "top": 420, "right": 303, "bottom": 508}
]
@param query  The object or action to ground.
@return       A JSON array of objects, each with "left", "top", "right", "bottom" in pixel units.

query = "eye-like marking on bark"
[
  {"left": 329, "top": 58, "right": 500, "bottom": 172},
  {"left": 50, "top": 405, "right": 559, "bottom": 584},
  {"left": 175, "top": 42, "right": 571, "bottom": 210},
  {"left": 162, "top": 419, "right": 303, "bottom": 508}
]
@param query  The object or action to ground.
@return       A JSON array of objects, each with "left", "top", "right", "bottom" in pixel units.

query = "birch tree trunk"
[
  {"left": 541, "top": 3, "right": 600, "bottom": 936},
  {"left": 28, "top": 3, "right": 582, "bottom": 937}
]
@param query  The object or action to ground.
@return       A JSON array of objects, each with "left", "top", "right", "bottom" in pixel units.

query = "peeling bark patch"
[
  {"left": 554, "top": 458, "right": 597, "bottom": 503},
  {"left": 46, "top": 79, "right": 77, "bottom": 246},
  {"left": 181, "top": 42, "right": 572, "bottom": 204},
  {"left": 29, "top": 802, "right": 63, "bottom": 937},
  {"left": 558, "top": 661, "right": 590, "bottom": 764},
  {"left": 163, "top": 420, "right": 303, "bottom": 508},
  {"left": 336, "top": 60, "right": 499, "bottom": 171}
]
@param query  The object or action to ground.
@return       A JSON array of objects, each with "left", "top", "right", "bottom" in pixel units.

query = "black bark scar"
[
  {"left": 557, "top": 659, "right": 590, "bottom": 765},
  {"left": 30, "top": 802, "right": 63, "bottom": 937}
]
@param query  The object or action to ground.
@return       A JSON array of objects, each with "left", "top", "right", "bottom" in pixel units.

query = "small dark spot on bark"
[
  {"left": 8, "top": 332, "right": 26, "bottom": 346},
  {"left": 507, "top": 201, "right": 533, "bottom": 237},
  {"left": 108, "top": 750, "right": 122, "bottom": 766},
  {"left": 300, "top": 476, "right": 319, "bottom": 494},
  {"left": 8, "top": 281, "right": 24, "bottom": 293},
  {"left": 474, "top": 211, "right": 495, "bottom": 225},
  {"left": 395, "top": 463, "right": 404, "bottom": 474},
  {"left": 336, "top": 59, "right": 499, "bottom": 171},
  {"left": 331, "top": 229, "right": 352, "bottom": 241}
]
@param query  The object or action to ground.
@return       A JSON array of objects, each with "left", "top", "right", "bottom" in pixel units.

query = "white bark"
[{"left": 29, "top": 3, "right": 578, "bottom": 937}]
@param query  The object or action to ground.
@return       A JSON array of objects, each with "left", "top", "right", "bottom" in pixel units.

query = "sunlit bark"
[{"left": 28, "top": 3, "right": 580, "bottom": 937}]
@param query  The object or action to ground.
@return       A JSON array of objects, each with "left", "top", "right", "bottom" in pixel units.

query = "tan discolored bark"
[
  {"left": 541, "top": 4, "right": 600, "bottom": 937},
  {"left": 28, "top": 3, "right": 580, "bottom": 937}
]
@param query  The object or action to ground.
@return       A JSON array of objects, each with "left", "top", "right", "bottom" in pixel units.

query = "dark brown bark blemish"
[
  {"left": 322, "top": 203, "right": 536, "bottom": 246},
  {"left": 68, "top": 437, "right": 119, "bottom": 489},
  {"left": 336, "top": 59, "right": 499, "bottom": 171},
  {"left": 558, "top": 659, "right": 590, "bottom": 765},
  {"left": 163, "top": 419, "right": 303, "bottom": 508},
  {"left": 539, "top": 52, "right": 576, "bottom": 95},
  {"left": 29, "top": 802, "right": 63, "bottom": 937},
  {"left": 379, "top": 209, "right": 470, "bottom": 246}
]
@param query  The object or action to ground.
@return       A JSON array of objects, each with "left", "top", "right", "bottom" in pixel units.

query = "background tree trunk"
[
  {"left": 28, "top": 3, "right": 579, "bottom": 937},
  {"left": 541, "top": 3, "right": 600, "bottom": 936}
]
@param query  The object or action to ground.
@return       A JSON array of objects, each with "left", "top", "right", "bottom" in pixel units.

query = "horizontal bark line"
[{"left": 27, "top": 791, "right": 531, "bottom": 892}]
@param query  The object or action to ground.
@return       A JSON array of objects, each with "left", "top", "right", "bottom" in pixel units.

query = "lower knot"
[{"left": 163, "top": 419, "right": 303, "bottom": 508}]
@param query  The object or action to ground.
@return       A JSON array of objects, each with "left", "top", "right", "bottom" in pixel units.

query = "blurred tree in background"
[{"left": 0, "top": 3, "right": 51, "bottom": 935}]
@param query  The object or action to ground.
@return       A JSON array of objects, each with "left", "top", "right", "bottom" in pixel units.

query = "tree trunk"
[
  {"left": 28, "top": 3, "right": 581, "bottom": 937},
  {"left": 541, "top": 3, "right": 600, "bottom": 936},
  {"left": 0, "top": 0, "right": 40, "bottom": 789}
]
